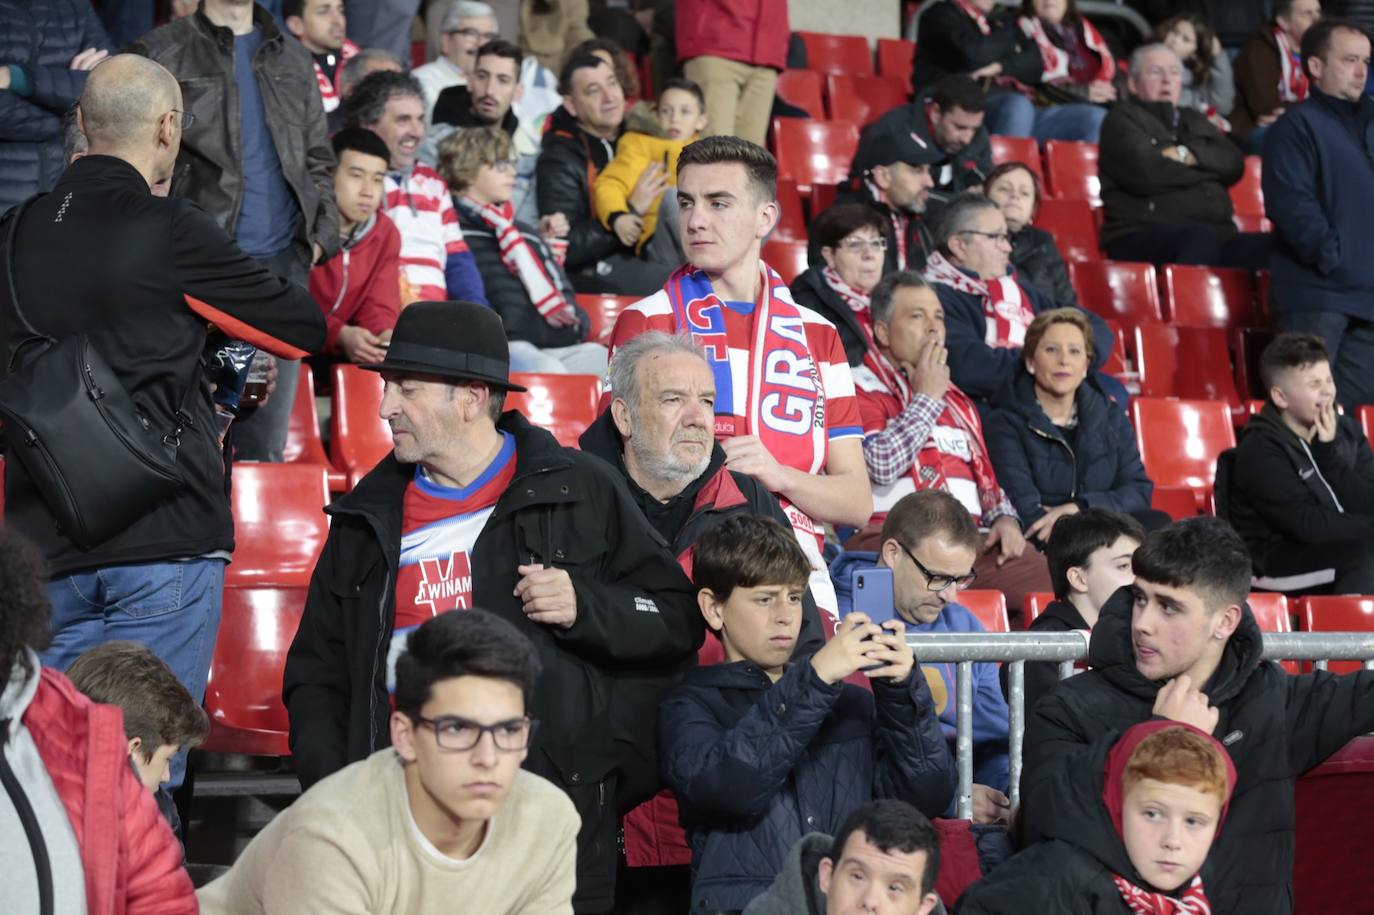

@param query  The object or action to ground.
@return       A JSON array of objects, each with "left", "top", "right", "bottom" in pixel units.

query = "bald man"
[{"left": 0, "top": 54, "right": 326, "bottom": 792}]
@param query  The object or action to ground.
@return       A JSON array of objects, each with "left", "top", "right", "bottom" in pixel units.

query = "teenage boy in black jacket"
[
  {"left": 1219, "top": 332, "right": 1374, "bottom": 595},
  {"left": 1021, "top": 517, "right": 1374, "bottom": 915}
]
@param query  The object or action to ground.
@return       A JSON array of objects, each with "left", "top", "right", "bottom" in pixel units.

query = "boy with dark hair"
[
  {"left": 658, "top": 514, "right": 954, "bottom": 914},
  {"left": 1220, "top": 332, "right": 1374, "bottom": 594},
  {"left": 1021, "top": 516, "right": 1374, "bottom": 915},
  {"left": 308, "top": 127, "right": 401, "bottom": 364},
  {"left": 746, "top": 798, "right": 944, "bottom": 915},
  {"left": 1007, "top": 509, "right": 1146, "bottom": 710},
  {"left": 960, "top": 722, "right": 1236, "bottom": 914},
  {"left": 199, "top": 609, "right": 578, "bottom": 914},
  {"left": 283, "top": 0, "right": 358, "bottom": 113}
]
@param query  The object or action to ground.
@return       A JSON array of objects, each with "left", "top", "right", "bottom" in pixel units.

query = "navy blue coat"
[
  {"left": 659, "top": 658, "right": 956, "bottom": 914},
  {"left": 984, "top": 371, "right": 1152, "bottom": 527},
  {"left": 1263, "top": 88, "right": 1374, "bottom": 320},
  {"left": 0, "top": 0, "right": 112, "bottom": 215}
]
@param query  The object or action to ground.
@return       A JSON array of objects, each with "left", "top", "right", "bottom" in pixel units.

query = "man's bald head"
[{"left": 79, "top": 55, "right": 181, "bottom": 151}]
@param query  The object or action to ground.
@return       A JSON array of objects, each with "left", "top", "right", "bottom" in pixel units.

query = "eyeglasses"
[
  {"left": 838, "top": 237, "right": 888, "bottom": 253},
  {"left": 897, "top": 542, "right": 978, "bottom": 592},
  {"left": 959, "top": 229, "right": 1011, "bottom": 245},
  {"left": 451, "top": 27, "right": 500, "bottom": 42},
  {"left": 169, "top": 108, "right": 195, "bottom": 129},
  {"left": 1141, "top": 66, "right": 1183, "bottom": 80},
  {"left": 416, "top": 715, "right": 536, "bottom": 751},
  {"left": 486, "top": 158, "right": 517, "bottom": 173}
]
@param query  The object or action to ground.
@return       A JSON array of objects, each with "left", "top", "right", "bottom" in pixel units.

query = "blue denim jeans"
[
  {"left": 985, "top": 92, "right": 1108, "bottom": 143},
  {"left": 42, "top": 559, "right": 227, "bottom": 789}
]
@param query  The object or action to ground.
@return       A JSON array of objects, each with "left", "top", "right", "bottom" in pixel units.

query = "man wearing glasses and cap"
[
  {"left": 201, "top": 610, "right": 582, "bottom": 914},
  {"left": 283, "top": 301, "right": 700, "bottom": 914}
]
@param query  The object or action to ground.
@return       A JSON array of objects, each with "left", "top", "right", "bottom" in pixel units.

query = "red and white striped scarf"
[
  {"left": 953, "top": 0, "right": 993, "bottom": 34},
  {"left": 821, "top": 265, "right": 871, "bottom": 316},
  {"left": 1274, "top": 26, "right": 1309, "bottom": 103},
  {"left": 1018, "top": 15, "right": 1116, "bottom": 84},
  {"left": 863, "top": 178, "right": 910, "bottom": 269},
  {"left": 313, "top": 39, "right": 359, "bottom": 113},
  {"left": 466, "top": 198, "right": 578, "bottom": 327},
  {"left": 922, "top": 251, "right": 1035, "bottom": 348},
  {"left": 1111, "top": 874, "right": 1212, "bottom": 915}
]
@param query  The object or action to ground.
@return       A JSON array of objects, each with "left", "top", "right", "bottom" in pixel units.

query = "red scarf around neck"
[
  {"left": 922, "top": 251, "right": 1035, "bottom": 348},
  {"left": 1274, "top": 26, "right": 1309, "bottom": 103},
  {"left": 1018, "top": 15, "right": 1115, "bottom": 84},
  {"left": 953, "top": 0, "right": 992, "bottom": 34},
  {"left": 465, "top": 198, "right": 577, "bottom": 328}
]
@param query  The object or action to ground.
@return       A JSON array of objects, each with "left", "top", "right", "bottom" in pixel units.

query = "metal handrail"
[{"left": 906, "top": 630, "right": 1374, "bottom": 819}]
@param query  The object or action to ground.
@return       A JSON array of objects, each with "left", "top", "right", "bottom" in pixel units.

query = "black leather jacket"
[{"left": 535, "top": 106, "right": 623, "bottom": 273}]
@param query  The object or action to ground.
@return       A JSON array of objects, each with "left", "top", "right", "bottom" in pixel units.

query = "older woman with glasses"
[
  {"left": 791, "top": 203, "right": 892, "bottom": 366},
  {"left": 983, "top": 161, "right": 1077, "bottom": 308}
]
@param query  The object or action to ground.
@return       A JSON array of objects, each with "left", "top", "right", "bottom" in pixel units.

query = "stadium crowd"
[{"left": 3, "top": 0, "right": 1374, "bottom": 913}]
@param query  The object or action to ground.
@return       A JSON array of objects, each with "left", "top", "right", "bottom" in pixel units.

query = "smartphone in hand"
[{"left": 851, "top": 567, "right": 896, "bottom": 626}]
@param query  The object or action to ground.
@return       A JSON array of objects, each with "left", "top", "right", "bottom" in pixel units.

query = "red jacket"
[
  {"left": 23, "top": 669, "right": 197, "bottom": 915},
  {"left": 675, "top": 0, "right": 789, "bottom": 70},
  {"left": 307, "top": 211, "right": 403, "bottom": 353}
]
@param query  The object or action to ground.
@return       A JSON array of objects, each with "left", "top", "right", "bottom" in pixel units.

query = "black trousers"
[{"left": 1105, "top": 225, "right": 1272, "bottom": 272}]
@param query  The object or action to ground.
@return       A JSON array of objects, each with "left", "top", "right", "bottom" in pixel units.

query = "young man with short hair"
[
  {"left": 744, "top": 799, "right": 944, "bottom": 915},
  {"left": 609, "top": 135, "right": 874, "bottom": 621},
  {"left": 200, "top": 610, "right": 579, "bottom": 914},
  {"left": 308, "top": 127, "right": 401, "bottom": 364},
  {"left": 1221, "top": 331, "right": 1374, "bottom": 594},
  {"left": 1020, "top": 516, "right": 1374, "bottom": 915},
  {"left": 284, "top": 0, "right": 357, "bottom": 113},
  {"left": 414, "top": 0, "right": 499, "bottom": 123},
  {"left": 657, "top": 514, "right": 954, "bottom": 914}
]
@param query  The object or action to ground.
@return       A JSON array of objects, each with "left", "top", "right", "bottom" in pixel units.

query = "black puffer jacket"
[
  {"left": 0, "top": 0, "right": 113, "bottom": 215},
  {"left": 535, "top": 105, "right": 622, "bottom": 274},
  {"left": 998, "top": 597, "right": 1090, "bottom": 714},
  {"left": 282, "top": 411, "right": 701, "bottom": 913},
  {"left": 957, "top": 823, "right": 1142, "bottom": 913},
  {"left": 1011, "top": 224, "right": 1077, "bottom": 307},
  {"left": 1020, "top": 588, "right": 1374, "bottom": 915},
  {"left": 826, "top": 182, "right": 934, "bottom": 276},
  {"left": 454, "top": 197, "right": 591, "bottom": 348},
  {"left": 790, "top": 266, "right": 870, "bottom": 367},
  {"left": 130, "top": 5, "right": 339, "bottom": 263},
  {"left": 1099, "top": 94, "right": 1243, "bottom": 248}
]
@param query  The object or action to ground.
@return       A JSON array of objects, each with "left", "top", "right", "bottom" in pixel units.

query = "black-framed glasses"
[
  {"left": 898, "top": 542, "right": 977, "bottom": 592},
  {"left": 958, "top": 229, "right": 1011, "bottom": 245},
  {"left": 416, "top": 715, "right": 536, "bottom": 751},
  {"left": 169, "top": 108, "right": 195, "bottom": 129}
]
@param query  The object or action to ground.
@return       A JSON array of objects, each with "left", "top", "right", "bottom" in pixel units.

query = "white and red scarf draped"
[
  {"left": 665, "top": 260, "right": 828, "bottom": 476},
  {"left": 1111, "top": 874, "right": 1213, "bottom": 915},
  {"left": 922, "top": 251, "right": 1035, "bottom": 348},
  {"left": 822, "top": 265, "right": 871, "bottom": 316},
  {"left": 466, "top": 198, "right": 577, "bottom": 328},
  {"left": 1018, "top": 15, "right": 1116, "bottom": 84},
  {"left": 863, "top": 179, "right": 910, "bottom": 269},
  {"left": 953, "top": 0, "right": 993, "bottom": 34},
  {"left": 1274, "top": 27, "right": 1309, "bottom": 103},
  {"left": 314, "top": 39, "right": 359, "bottom": 113}
]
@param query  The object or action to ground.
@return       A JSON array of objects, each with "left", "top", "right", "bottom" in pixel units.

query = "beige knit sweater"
[{"left": 198, "top": 749, "right": 579, "bottom": 914}]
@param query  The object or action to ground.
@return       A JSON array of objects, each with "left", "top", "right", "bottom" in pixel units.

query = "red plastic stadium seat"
[
  {"left": 1152, "top": 486, "right": 1201, "bottom": 521},
  {"left": 1360, "top": 405, "right": 1374, "bottom": 442},
  {"left": 773, "top": 119, "right": 860, "bottom": 195},
  {"left": 774, "top": 178, "right": 808, "bottom": 242},
  {"left": 1250, "top": 592, "right": 1296, "bottom": 673},
  {"left": 506, "top": 373, "right": 601, "bottom": 448},
  {"left": 284, "top": 363, "right": 346, "bottom": 492},
  {"left": 959, "top": 590, "right": 1009, "bottom": 633},
  {"left": 1069, "top": 260, "right": 1162, "bottom": 333},
  {"left": 201, "top": 585, "right": 309, "bottom": 756},
  {"left": 1131, "top": 398, "right": 1236, "bottom": 510},
  {"left": 1233, "top": 326, "right": 1276, "bottom": 400},
  {"left": 576, "top": 293, "right": 636, "bottom": 345},
  {"left": 989, "top": 135, "right": 1044, "bottom": 183},
  {"left": 1034, "top": 197, "right": 1100, "bottom": 263},
  {"left": 826, "top": 74, "right": 910, "bottom": 126},
  {"left": 1023, "top": 592, "right": 1054, "bottom": 627},
  {"left": 1043, "top": 140, "right": 1100, "bottom": 206},
  {"left": 1134, "top": 324, "right": 1242, "bottom": 408},
  {"left": 810, "top": 182, "right": 839, "bottom": 215},
  {"left": 1230, "top": 155, "right": 1264, "bottom": 216},
  {"left": 796, "top": 31, "right": 873, "bottom": 75},
  {"left": 330, "top": 364, "right": 391, "bottom": 488},
  {"left": 410, "top": 41, "right": 424, "bottom": 70},
  {"left": 227, "top": 462, "right": 330, "bottom": 588},
  {"left": 1295, "top": 736, "right": 1374, "bottom": 911},
  {"left": 763, "top": 239, "right": 810, "bottom": 285},
  {"left": 1100, "top": 318, "right": 1127, "bottom": 376},
  {"left": 775, "top": 69, "right": 826, "bottom": 121},
  {"left": 1159, "top": 265, "right": 1256, "bottom": 331},
  {"left": 1232, "top": 212, "right": 1273, "bottom": 233},
  {"left": 876, "top": 37, "right": 916, "bottom": 91},
  {"left": 1298, "top": 596, "right": 1374, "bottom": 673}
]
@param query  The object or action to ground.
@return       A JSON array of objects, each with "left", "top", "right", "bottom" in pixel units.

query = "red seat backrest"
[
  {"left": 1230, "top": 155, "right": 1264, "bottom": 216},
  {"left": 1152, "top": 486, "right": 1201, "bottom": 520},
  {"left": 1250, "top": 592, "right": 1296, "bottom": 673},
  {"left": 826, "top": 74, "right": 910, "bottom": 126},
  {"left": 1131, "top": 397, "right": 1236, "bottom": 507},
  {"left": 576, "top": 293, "right": 637, "bottom": 345},
  {"left": 772, "top": 119, "right": 860, "bottom": 194},
  {"left": 1295, "top": 736, "right": 1374, "bottom": 912},
  {"left": 227, "top": 462, "right": 330, "bottom": 588},
  {"left": 1159, "top": 264, "right": 1256, "bottom": 330},
  {"left": 1233, "top": 326, "right": 1277, "bottom": 400},
  {"left": 774, "top": 177, "right": 809, "bottom": 242},
  {"left": 796, "top": 30, "right": 874, "bottom": 75},
  {"left": 1298, "top": 596, "right": 1374, "bottom": 674},
  {"left": 989, "top": 135, "right": 1044, "bottom": 183},
  {"left": 284, "top": 363, "right": 346, "bottom": 492},
  {"left": 1043, "top": 140, "right": 1101, "bottom": 205},
  {"left": 1023, "top": 591, "right": 1054, "bottom": 627},
  {"left": 876, "top": 37, "right": 915, "bottom": 91},
  {"left": 959, "top": 589, "right": 1009, "bottom": 633},
  {"left": 1360, "top": 405, "right": 1374, "bottom": 443},
  {"left": 1134, "top": 324, "right": 1242, "bottom": 407},
  {"left": 763, "top": 239, "right": 810, "bottom": 285},
  {"left": 202, "top": 585, "right": 309, "bottom": 756},
  {"left": 775, "top": 69, "right": 826, "bottom": 121},
  {"left": 1069, "top": 260, "right": 1162, "bottom": 331},
  {"left": 506, "top": 373, "right": 602, "bottom": 448},
  {"left": 1034, "top": 197, "right": 1100, "bottom": 263},
  {"left": 330, "top": 364, "right": 392, "bottom": 487}
]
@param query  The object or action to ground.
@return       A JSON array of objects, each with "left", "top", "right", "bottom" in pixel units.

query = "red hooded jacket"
[{"left": 675, "top": 0, "right": 789, "bottom": 70}]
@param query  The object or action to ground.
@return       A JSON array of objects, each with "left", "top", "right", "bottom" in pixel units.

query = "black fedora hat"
[{"left": 361, "top": 300, "right": 527, "bottom": 392}]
